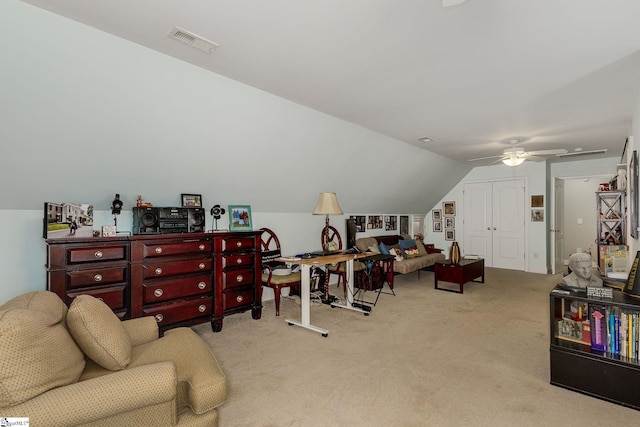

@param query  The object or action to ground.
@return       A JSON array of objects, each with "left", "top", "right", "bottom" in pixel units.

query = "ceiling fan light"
[{"left": 502, "top": 157, "right": 525, "bottom": 167}]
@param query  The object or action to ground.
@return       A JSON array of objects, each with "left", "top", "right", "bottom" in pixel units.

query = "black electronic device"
[
  {"left": 132, "top": 207, "right": 160, "bottom": 234},
  {"left": 158, "top": 207, "right": 188, "bottom": 234},
  {"left": 187, "top": 207, "right": 206, "bottom": 233},
  {"left": 346, "top": 218, "right": 357, "bottom": 250}
]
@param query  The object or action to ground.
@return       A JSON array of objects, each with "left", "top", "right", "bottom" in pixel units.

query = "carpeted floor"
[{"left": 192, "top": 268, "right": 640, "bottom": 426}]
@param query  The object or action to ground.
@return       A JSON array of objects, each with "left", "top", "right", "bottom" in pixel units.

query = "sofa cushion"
[
  {"left": 0, "top": 291, "right": 69, "bottom": 325},
  {"left": 355, "top": 237, "right": 377, "bottom": 253},
  {"left": 378, "top": 242, "right": 390, "bottom": 255},
  {"left": 399, "top": 239, "right": 420, "bottom": 258},
  {"left": 0, "top": 307, "right": 85, "bottom": 407},
  {"left": 67, "top": 295, "right": 132, "bottom": 371},
  {"left": 415, "top": 240, "right": 428, "bottom": 257}
]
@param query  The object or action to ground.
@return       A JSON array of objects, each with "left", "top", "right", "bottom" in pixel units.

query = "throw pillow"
[
  {"left": 389, "top": 248, "right": 404, "bottom": 262},
  {"left": 399, "top": 239, "right": 420, "bottom": 258},
  {"left": 415, "top": 240, "right": 428, "bottom": 257},
  {"left": 378, "top": 242, "right": 390, "bottom": 255},
  {"left": 0, "top": 307, "right": 85, "bottom": 407},
  {"left": 367, "top": 244, "right": 380, "bottom": 254},
  {"left": 67, "top": 295, "right": 132, "bottom": 371}
]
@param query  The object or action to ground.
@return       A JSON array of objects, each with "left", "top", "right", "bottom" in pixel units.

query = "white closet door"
[{"left": 464, "top": 179, "right": 525, "bottom": 270}]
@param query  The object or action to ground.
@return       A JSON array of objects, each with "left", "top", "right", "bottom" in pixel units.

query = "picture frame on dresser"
[
  {"left": 228, "top": 205, "right": 253, "bottom": 231},
  {"left": 181, "top": 193, "right": 202, "bottom": 207},
  {"left": 43, "top": 201, "right": 94, "bottom": 239}
]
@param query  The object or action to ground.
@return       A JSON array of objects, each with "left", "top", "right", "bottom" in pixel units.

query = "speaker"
[
  {"left": 346, "top": 218, "right": 356, "bottom": 249},
  {"left": 133, "top": 207, "right": 160, "bottom": 234},
  {"left": 187, "top": 207, "right": 206, "bottom": 233}
]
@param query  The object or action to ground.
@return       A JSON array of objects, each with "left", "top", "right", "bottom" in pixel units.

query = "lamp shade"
[{"left": 312, "top": 192, "right": 343, "bottom": 215}]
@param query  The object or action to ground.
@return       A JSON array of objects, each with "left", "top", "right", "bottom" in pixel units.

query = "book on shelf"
[
  {"left": 601, "top": 245, "right": 628, "bottom": 274},
  {"left": 589, "top": 304, "right": 608, "bottom": 352}
]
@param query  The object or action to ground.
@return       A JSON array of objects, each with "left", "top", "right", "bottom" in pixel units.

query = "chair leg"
[{"left": 273, "top": 285, "right": 281, "bottom": 316}]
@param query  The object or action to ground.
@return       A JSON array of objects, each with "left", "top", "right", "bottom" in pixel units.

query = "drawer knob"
[
  {"left": 236, "top": 275, "right": 243, "bottom": 283},
  {"left": 198, "top": 304, "right": 207, "bottom": 312},
  {"left": 154, "top": 314, "right": 164, "bottom": 323},
  {"left": 236, "top": 258, "right": 243, "bottom": 264},
  {"left": 94, "top": 251, "right": 103, "bottom": 258},
  {"left": 236, "top": 295, "right": 244, "bottom": 303},
  {"left": 199, "top": 262, "right": 206, "bottom": 270},
  {"left": 236, "top": 241, "right": 242, "bottom": 248},
  {"left": 154, "top": 289, "right": 163, "bottom": 298},
  {"left": 198, "top": 281, "right": 206, "bottom": 290},
  {"left": 155, "top": 267, "right": 163, "bottom": 275},
  {"left": 93, "top": 274, "right": 103, "bottom": 282},
  {"left": 155, "top": 247, "right": 163, "bottom": 254},
  {"left": 199, "top": 244, "right": 205, "bottom": 251}
]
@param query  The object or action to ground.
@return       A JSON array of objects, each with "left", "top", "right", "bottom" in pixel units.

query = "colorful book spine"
[{"left": 590, "top": 305, "right": 607, "bottom": 352}]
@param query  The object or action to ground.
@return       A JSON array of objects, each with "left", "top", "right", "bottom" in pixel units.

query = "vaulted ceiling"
[{"left": 21, "top": 0, "right": 640, "bottom": 166}]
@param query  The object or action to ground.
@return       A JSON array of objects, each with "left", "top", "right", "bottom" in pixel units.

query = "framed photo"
[
  {"left": 181, "top": 193, "right": 202, "bottom": 207},
  {"left": 400, "top": 215, "right": 409, "bottom": 235},
  {"left": 384, "top": 215, "right": 397, "bottom": 231},
  {"left": 531, "top": 209, "right": 544, "bottom": 222},
  {"left": 228, "top": 205, "right": 253, "bottom": 231},
  {"left": 102, "top": 225, "right": 117, "bottom": 237},
  {"left": 443, "top": 201, "right": 456, "bottom": 216},
  {"left": 432, "top": 209, "right": 442, "bottom": 221},
  {"left": 43, "top": 202, "right": 93, "bottom": 239},
  {"left": 531, "top": 195, "right": 544, "bottom": 208},
  {"left": 445, "top": 229, "right": 455, "bottom": 241},
  {"left": 433, "top": 221, "right": 442, "bottom": 232},
  {"left": 350, "top": 215, "right": 366, "bottom": 232},
  {"left": 445, "top": 217, "right": 455, "bottom": 228}
]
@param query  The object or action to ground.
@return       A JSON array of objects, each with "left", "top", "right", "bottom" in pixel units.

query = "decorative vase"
[{"left": 449, "top": 241, "right": 461, "bottom": 264}]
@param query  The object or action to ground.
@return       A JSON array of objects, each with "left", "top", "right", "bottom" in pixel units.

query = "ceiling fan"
[{"left": 467, "top": 140, "right": 569, "bottom": 167}]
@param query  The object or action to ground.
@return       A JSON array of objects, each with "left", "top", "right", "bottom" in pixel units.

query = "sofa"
[
  {"left": 0, "top": 291, "right": 226, "bottom": 426},
  {"left": 355, "top": 234, "right": 445, "bottom": 276}
]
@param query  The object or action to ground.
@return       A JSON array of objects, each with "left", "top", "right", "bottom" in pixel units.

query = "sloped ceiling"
[{"left": 19, "top": 0, "right": 640, "bottom": 164}]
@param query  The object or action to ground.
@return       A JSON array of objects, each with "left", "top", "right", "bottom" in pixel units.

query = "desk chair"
[
  {"left": 260, "top": 227, "right": 302, "bottom": 316},
  {"left": 322, "top": 225, "right": 365, "bottom": 297}
]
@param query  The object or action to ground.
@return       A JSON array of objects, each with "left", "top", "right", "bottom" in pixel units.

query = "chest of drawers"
[{"left": 46, "top": 231, "right": 262, "bottom": 332}]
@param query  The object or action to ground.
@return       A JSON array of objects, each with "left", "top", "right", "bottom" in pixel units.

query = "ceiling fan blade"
[
  {"left": 467, "top": 154, "right": 505, "bottom": 162},
  {"left": 526, "top": 149, "right": 568, "bottom": 156},
  {"left": 556, "top": 149, "right": 609, "bottom": 158}
]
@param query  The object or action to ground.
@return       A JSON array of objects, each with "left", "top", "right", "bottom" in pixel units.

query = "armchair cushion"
[
  {"left": 0, "top": 307, "right": 85, "bottom": 407},
  {"left": 67, "top": 295, "right": 132, "bottom": 371}
]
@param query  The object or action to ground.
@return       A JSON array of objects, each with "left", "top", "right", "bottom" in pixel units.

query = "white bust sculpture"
[{"left": 561, "top": 252, "right": 602, "bottom": 288}]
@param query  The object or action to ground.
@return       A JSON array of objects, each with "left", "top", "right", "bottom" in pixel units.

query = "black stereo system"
[{"left": 132, "top": 207, "right": 206, "bottom": 235}]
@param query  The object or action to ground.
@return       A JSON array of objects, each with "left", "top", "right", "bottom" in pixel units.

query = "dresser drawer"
[
  {"left": 142, "top": 274, "right": 211, "bottom": 303},
  {"left": 222, "top": 253, "right": 254, "bottom": 269},
  {"left": 143, "top": 296, "right": 212, "bottom": 327},
  {"left": 222, "top": 268, "right": 255, "bottom": 289},
  {"left": 140, "top": 240, "right": 212, "bottom": 259},
  {"left": 68, "top": 245, "right": 127, "bottom": 264},
  {"left": 66, "top": 284, "right": 126, "bottom": 310},
  {"left": 221, "top": 236, "right": 255, "bottom": 252},
  {"left": 222, "top": 288, "right": 254, "bottom": 311},
  {"left": 67, "top": 266, "right": 127, "bottom": 288},
  {"left": 143, "top": 258, "right": 212, "bottom": 279}
]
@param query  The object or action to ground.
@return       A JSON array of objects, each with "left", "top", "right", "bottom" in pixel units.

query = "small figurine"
[{"left": 561, "top": 252, "right": 603, "bottom": 288}]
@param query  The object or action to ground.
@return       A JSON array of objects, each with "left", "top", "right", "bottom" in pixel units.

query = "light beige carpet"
[{"left": 193, "top": 268, "right": 640, "bottom": 426}]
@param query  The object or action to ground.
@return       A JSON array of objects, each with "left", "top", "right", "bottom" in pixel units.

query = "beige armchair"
[{"left": 0, "top": 291, "right": 226, "bottom": 426}]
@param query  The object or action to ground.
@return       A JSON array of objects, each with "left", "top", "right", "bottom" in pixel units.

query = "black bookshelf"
[{"left": 550, "top": 285, "right": 640, "bottom": 410}]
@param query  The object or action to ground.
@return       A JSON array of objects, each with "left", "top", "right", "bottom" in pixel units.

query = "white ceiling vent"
[{"left": 168, "top": 27, "right": 218, "bottom": 53}]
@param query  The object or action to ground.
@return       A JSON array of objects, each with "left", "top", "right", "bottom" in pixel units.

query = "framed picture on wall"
[
  {"left": 400, "top": 215, "right": 409, "bottom": 235},
  {"left": 445, "top": 217, "right": 455, "bottom": 229},
  {"left": 443, "top": 201, "right": 456, "bottom": 216},
  {"left": 432, "top": 209, "right": 442, "bottom": 221},
  {"left": 228, "top": 205, "right": 252, "bottom": 231},
  {"left": 433, "top": 221, "right": 442, "bottom": 232},
  {"left": 445, "top": 229, "right": 455, "bottom": 241}
]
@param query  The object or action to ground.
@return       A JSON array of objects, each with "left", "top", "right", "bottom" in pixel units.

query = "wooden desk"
[
  {"left": 279, "top": 253, "right": 368, "bottom": 337},
  {"left": 434, "top": 258, "right": 484, "bottom": 294}
]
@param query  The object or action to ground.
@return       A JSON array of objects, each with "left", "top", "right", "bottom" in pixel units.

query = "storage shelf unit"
[{"left": 549, "top": 285, "right": 640, "bottom": 410}]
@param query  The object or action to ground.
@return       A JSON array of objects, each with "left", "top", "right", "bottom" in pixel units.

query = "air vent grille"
[{"left": 168, "top": 27, "right": 218, "bottom": 53}]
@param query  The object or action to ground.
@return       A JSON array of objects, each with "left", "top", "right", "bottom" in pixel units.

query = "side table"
[{"left": 434, "top": 258, "right": 484, "bottom": 294}]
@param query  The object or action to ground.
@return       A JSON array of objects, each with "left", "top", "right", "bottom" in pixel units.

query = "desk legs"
[
  {"left": 285, "top": 264, "right": 329, "bottom": 337},
  {"left": 331, "top": 259, "right": 370, "bottom": 315}
]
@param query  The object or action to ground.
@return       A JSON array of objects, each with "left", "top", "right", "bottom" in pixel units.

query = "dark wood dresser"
[{"left": 46, "top": 231, "right": 262, "bottom": 332}]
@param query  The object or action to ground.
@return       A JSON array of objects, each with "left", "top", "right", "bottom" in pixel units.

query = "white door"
[
  {"left": 464, "top": 179, "right": 525, "bottom": 270},
  {"left": 463, "top": 182, "right": 492, "bottom": 265},
  {"left": 492, "top": 180, "right": 525, "bottom": 270},
  {"left": 551, "top": 178, "right": 565, "bottom": 274}
]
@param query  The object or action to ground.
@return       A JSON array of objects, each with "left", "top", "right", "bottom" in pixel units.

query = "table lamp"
[{"left": 312, "top": 192, "right": 343, "bottom": 248}]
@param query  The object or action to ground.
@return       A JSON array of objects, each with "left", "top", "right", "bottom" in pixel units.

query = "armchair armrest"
[
  {"left": 4, "top": 362, "right": 177, "bottom": 426},
  {"left": 122, "top": 316, "right": 159, "bottom": 346}
]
